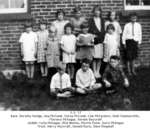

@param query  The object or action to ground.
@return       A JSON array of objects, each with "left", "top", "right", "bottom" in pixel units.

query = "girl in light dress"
[
  {"left": 60, "top": 23, "right": 76, "bottom": 80},
  {"left": 52, "top": 9, "right": 69, "bottom": 61},
  {"left": 103, "top": 24, "right": 120, "bottom": 63},
  {"left": 52, "top": 9, "right": 69, "bottom": 40},
  {"left": 19, "top": 23, "right": 38, "bottom": 79},
  {"left": 105, "top": 11, "right": 122, "bottom": 50},
  {"left": 37, "top": 20, "right": 49, "bottom": 77}
]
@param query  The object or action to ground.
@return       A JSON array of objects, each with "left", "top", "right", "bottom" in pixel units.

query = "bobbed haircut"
[
  {"left": 92, "top": 5, "right": 102, "bottom": 13},
  {"left": 73, "top": 5, "right": 81, "bottom": 13},
  {"left": 24, "top": 22, "right": 32, "bottom": 28},
  {"left": 81, "top": 58, "right": 91, "bottom": 65},
  {"left": 106, "top": 24, "right": 115, "bottom": 32},
  {"left": 56, "top": 9, "right": 65, "bottom": 18},
  {"left": 64, "top": 23, "right": 74, "bottom": 33},
  {"left": 129, "top": 12, "right": 138, "bottom": 18},
  {"left": 110, "top": 55, "right": 120, "bottom": 61}
]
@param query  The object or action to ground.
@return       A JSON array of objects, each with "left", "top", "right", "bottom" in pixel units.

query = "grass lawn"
[{"left": 0, "top": 67, "right": 150, "bottom": 111}]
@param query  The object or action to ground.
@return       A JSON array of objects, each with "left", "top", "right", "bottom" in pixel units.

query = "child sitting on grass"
[
  {"left": 103, "top": 55, "right": 129, "bottom": 94},
  {"left": 75, "top": 58, "right": 102, "bottom": 94},
  {"left": 50, "top": 62, "right": 75, "bottom": 98}
]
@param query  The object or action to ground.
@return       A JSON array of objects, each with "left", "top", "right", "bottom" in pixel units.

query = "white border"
[
  {"left": 0, "top": 0, "right": 27, "bottom": 14},
  {"left": 124, "top": 0, "right": 150, "bottom": 10}
]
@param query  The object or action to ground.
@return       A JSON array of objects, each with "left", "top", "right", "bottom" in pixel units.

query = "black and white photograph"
[{"left": 0, "top": 0, "right": 150, "bottom": 114}]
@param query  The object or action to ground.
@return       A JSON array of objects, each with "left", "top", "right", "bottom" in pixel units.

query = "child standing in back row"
[
  {"left": 60, "top": 23, "right": 76, "bottom": 80},
  {"left": 122, "top": 13, "right": 142, "bottom": 76},
  {"left": 37, "top": 20, "right": 49, "bottom": 77},
  {"left": 76, "top": 22, "right": 94, "bottom": 69},
  {"left": 105, "top": 11, "right": 122, "bottom": 46},
  {"left": 19, "top": 23, "right": 38, "bottom": 79},
  {"left": 88, "top": 5, "right": 105, "bottom": 78}
]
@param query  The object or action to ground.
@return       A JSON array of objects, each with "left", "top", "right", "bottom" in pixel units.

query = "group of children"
[{"left": 19, "top": 5, "right": 142, "bottom": 98}]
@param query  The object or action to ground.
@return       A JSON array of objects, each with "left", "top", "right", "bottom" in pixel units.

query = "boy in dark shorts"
[{"left": 122, "top": 13, "right": 142, "bottom": 76}]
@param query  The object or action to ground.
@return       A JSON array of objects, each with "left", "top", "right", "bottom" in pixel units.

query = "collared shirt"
[
  {"left": 103, "top": 64, "right": 127, "bottom": 83},
  {"left": 76, "top": 68, "right": 96, "bottom": 88},
  {"left": 94, "top": 17, "right": 101, "bottom": 31},
  {"left": 122, "top": 22, "right": 142, "bottom": 44},
  {"left": 50, "top": 72, "right": 71, "bottom": 90}
]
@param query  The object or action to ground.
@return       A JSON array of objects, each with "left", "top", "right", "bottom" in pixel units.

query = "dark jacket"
[
  {"left": 103, "top": 64, "right": 126, "bottom": 84},
  {"left": 88, "top": 18, "right": 105, "bottom": 45}
]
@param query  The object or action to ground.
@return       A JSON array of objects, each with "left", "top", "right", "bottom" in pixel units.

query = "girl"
[
  {"left": 105, "top": 11, "right": 122, "bottom": 48},
  {"left": 19, "top": 23, "right": 38, "bottom": 79},
  {"left": 122, "top": 13, "right": 142, "bottom": 76},
  {"left": 52, "top": 9, "right": 69, "bottom": 40},
  {"left": 37, "top": 20, "right": 49, "bottom": 77},
  {"left": 89, "top": 5, "right": 105, "bottom": 78},
  {"left": 60, "top": 23, "right": 76, "bottom": 80},
  {"left": 70, "top": 6, "right": 87, "bottom": 36},
  {"left": 46, "top": 26, "right": 60, "bottom": 70},
  {"left": 103, "top": 24, "right": 120, "bottom": 63},
  {"left": 76, "top": 22, "right": 94, "bottom": 67}
]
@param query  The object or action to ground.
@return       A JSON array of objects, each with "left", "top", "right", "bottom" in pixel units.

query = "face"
[
  {"left": 81, "top": 63, "right": 89, "bottom": 72},
  {"left": 75, "top": 11, "right": 81, "bottom": 18},
  {"left": 26, "top": 27, "right": 32, "bottom": 33},
  {"left": 66, "top": 27, "right": 72, "bottom": 35},
  {"left": 110, "top": 59, "right": 119, "bottom": 68},
  {"left": 58, "top": 66, "right": 66, "bottom": 75},
  {"left": 82, "top": 27, "right": 88, "bottom": 34},
  {"left": 57, "top": 12, "right": 64, "bottom": 21},
  {"left": 94, "top": 9, "right": 101, "bottom": 17},
  {"left": 130, "top": 16, "right": 137, "bottom": 23},
  {"left": 49, "top": 27, "right": 56, "bottom": 37},
  {"left": 40, "top": 24, "right": 46, "bottom": 31},
  {"left": 110, "top": 11, "right": 116, "bottom": 21},
  {"left": 108, "top": 28, "right": 114, "bottom": 34}
]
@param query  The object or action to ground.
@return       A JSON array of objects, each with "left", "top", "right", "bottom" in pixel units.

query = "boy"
[
  {"left": 75, "top": 59, "right": 102, "bottom": 94},
  {"left": 50, "top": 62, "right": 75, "bottom": 98},
  {"left": 122, "top": 13, "right": 142, "bottom": 76},
  {"left": 103, "top": 56, "right": 129, "bottom": 94}
]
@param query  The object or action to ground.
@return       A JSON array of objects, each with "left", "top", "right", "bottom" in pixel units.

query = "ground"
[{"left": 0, "top": 67, "right": 150, "bottom": 111}]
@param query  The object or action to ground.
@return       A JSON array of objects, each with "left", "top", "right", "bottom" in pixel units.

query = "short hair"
[
  {"left": 73, "top": 5, "right": 81, "bottom": 13},
  {"left": 92, "top": 5, "right": 102, "bottom": 12},
  {"left": 56, "top": 9, "right": 65, "bottom": 17},
  {"left": 64, "top": 23, "right": 74, "bottom": 33},
  {"left": 129, "top": 12, "right": 137, "bottom": 18},
  {"left": 110, "top": 55, "right": 120, "bottom": 61},
  {"left": 80, "top": 22, "right": 89, "bottom": 29},
  {"left": 24, "top": 22, "right": 32, "bottom": 28},
  {"left": 107, "top": 10, "right": 117, "bottom": 20},
  {"left": 81, "top": 58, "right": 91, "bottom": 65},
  {"left": 57, "top": 62, "right": 66, "bottom": 71},
  {"left": 39, "top": 19, "right": 47, "bottom": 25},
  {"left": 106, "top": 24, "right": 115, "bottom": 32}
]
